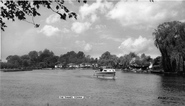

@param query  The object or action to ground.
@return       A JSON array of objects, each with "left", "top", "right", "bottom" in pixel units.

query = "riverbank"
[
  {"left": 0, "top": 68, "right": 33, "bottom": 72},
  {"left": 122, "top": 69, "right": 185, "bottom": 77}
]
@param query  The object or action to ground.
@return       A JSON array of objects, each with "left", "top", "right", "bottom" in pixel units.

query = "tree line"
[{"left": 1, "top": 49, "right": 160, "bottom": 69}]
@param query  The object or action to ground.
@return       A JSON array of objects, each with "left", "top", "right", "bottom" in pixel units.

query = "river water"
[{"left": 0, "top": 69, "right": 185, "bottom": 106}]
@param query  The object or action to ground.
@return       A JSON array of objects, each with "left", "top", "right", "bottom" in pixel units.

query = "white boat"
[{"left": 94, "top": 66, "right": 116, "bottom": 77}]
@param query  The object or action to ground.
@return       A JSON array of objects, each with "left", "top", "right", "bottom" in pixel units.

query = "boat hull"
[{"left": 94, "top": 71, "right": 116, "bottom": 77}]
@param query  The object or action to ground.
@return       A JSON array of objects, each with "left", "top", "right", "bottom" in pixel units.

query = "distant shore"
[
  {"left": 0, "top": 68, "right": 33, "bottom": 72},
  {"left": 121, "top": 68, "right": 185, "bottom": 76},
  {"left": 1, "top": 68, "right": 184, "bottom": 77}
]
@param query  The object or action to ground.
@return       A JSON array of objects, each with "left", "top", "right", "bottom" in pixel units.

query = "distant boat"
[{"left": 94, "top": 66, "right": 116, "bottom": 78}]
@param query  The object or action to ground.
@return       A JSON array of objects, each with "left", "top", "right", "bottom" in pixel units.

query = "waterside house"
[
  {"left": 67, "top": 63, "right": 79, "bottom": 68},
  {"left": 54, "top": 63, "right": 64, "bottom": 68},
  {"left": 54, "top": 63, "right": 98, "bottom": 69},
  {"left": 79, "top": 63, "right": 92, "bottom": 68}
]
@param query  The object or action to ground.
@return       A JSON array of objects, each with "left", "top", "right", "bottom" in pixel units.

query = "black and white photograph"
[{"left": 1, "top": 0, "right": 185, "bottom": 106}]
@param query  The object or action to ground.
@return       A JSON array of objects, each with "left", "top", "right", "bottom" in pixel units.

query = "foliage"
[
  {"left": 0, "top": 62, "right": 17, "bottom": 69},
  {"left": 59, "top": 51, "right": 97, "bottom": 67},
  {"left": 133, "top": 55, "right": 152, "bottom": 67},
  {"left": 1, "top": 49, "right": 155, "bottom": 70},
  {"left": 119, "top": 52, "right": 152, "bottom": 69},
  {"left": 153, "top": 56, "right": 161, "bottom": 66},
  {"left": 153, "top": 21, "right": 185, "bottom": 72},
  {"left": 152, "top": 56, "right": 162, "bottom": 70},
  {"left": 119, "top": 52, "right": 138, "bottom": 69},
  {"left": 1, "top": 49, "right": 58, "bottom": 69},
  {"left": 6, "top": 55, "right": 22, "bottom": 68},
  {"left": 98, "top": 51, "right": 119, "bottom": 68},
  {"left": 0, "top": 0, "right": 87, "bottom": 31},
  {"left": 28, "top": 50, "right": 39, "bottom": 67}
]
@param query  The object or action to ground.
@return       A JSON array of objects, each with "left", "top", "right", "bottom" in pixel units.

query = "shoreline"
[
  {"left": 0, "top": 68, "right": 33, "bottom": 72},
  {"left": 1, "top": 68, "right": 184, "bottom": 77}
]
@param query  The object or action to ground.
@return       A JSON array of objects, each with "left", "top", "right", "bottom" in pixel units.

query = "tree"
[
  {"left": 119, "top": 52, "right": 138, "bottom": 69},
  {"left": 131, "top": 54, "right": 152, "bottom": 68},
  {"left": 59, "top": 51, "right": 77, "bottom": 64},
  {"left": 28, "top": 50, "right": 38, "bottom": 67},
  {"left": 0, "top": 61, "right": 16, "bottom": 69},
  {"left": 21, "top": 54, "right": 30, "bottom": 67},
  {"left": 98, "top": 51, "right": 111, "bottom": 66},
  {"left": 38, "top": 49, "right": 54, "bottom": 62},
  {"left": 153, "top": 21, "right": 185, "bottom": 72},
  {"left": 76, "top": 51, "right": 86, "bottom": 64},
  {"left": 98, "top": 51, "right": 118, "bottom": 67},
  {"left": 0, "top": 0, "right": 87, "bottom": 31},
  {"left": 43, "top": 56, "right": 58, "bottom": 68},
  {"left": 37, "top": 49, "right": 57, "bottom": 68},
  {"left": 22, "top": 60, "right": 30, "bottom": 67},
  {"left": 4, "top": 49, "right": 60, "bottom": 69},
  {"left": 141, "top": 53, "right": 146, "bottom": 59},
  {"left": 152, "top": 56, "right": 162, "bottom": 70},
  {"left": 6, "top": 55, "right": 22, "bottom": 68}
]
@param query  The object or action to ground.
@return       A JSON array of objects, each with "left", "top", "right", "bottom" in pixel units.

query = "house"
[
  {"left": 55, "top": 63, "right": 63, "bottom": 68},
  {"left": 67, "top": 63, "right": 79, "bottom": 68},
  {"left": 92, "top": 63, "right": 98, "bottom": 68},
  {"left": 79, "top": 63, "right": 92, "bottom": 68}
]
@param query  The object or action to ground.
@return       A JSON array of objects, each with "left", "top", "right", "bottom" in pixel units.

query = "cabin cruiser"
[{"left": 94, "top": 66, "right": 116, "bottom": 78}]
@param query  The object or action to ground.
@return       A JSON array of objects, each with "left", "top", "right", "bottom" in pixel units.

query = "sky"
[{"left": 1, "top": 0, "right": 185, "bottom": 61}]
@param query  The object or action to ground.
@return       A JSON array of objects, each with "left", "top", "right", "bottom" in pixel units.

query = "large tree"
[{"left": 153, "top": 21, "right": 185, "bottom": 73}]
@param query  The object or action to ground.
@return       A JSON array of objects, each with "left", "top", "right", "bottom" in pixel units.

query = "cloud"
[
  {"left": 95, "top": 24, "right": 106, "bottom": 29},
  {"left": 100, "top": 34, "right": 122, "bottom": 42},
  {"left": 71, "top": 22, "right": 91, "bottom": 33},
  {"left": 79, "top": 0, "right": 113, "bottom": 20},
  {"left": 66, "top": 0, "right": 73, "bottom": 4},
  {"left": 75, "top": 40, "right": 92, "bottom": 52},
  {"left": 107, "top": 1, "right": 184, "bottom": 28},
  {"left": 61, "top": 28, "right": 70, "bottom": 33},
  {"left": 74, "top": 0, "right": 112, "bottom": 33},
  {"left": 118, "top": 36, "right": 153, "bottom": 54},
  {"left": 39, "top": 25, "right": 61, "bottom": 36},
  {"left": 91, "top": 14, "right": 98, "bottom": 22},
  {"left": 180, "top": 19, "right": 185, "bottom": 22},
  {"left": 84, "top": 43, "right": 92, "bottom": 52},
  {"left": 46, "top": 14, "right": 60, "bottom": 24}
]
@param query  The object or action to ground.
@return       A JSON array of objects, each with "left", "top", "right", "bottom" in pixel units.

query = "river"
[{"left": 0, "top": 69, "right": 185, "bottom": 106}]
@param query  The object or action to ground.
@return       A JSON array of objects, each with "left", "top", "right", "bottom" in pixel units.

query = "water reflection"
[
  {"left": 95, "top": 77, "right": 116, "bottom": 81},
  {"left": 155, "top": 75, "right": 185, "bottom": 106},
  {"left": 160, "top": 76, "right": 184, "bottom": 92}
]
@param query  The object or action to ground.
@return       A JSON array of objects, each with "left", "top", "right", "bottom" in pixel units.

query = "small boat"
[{"left": 94, "top": 66, "right": 116, "bottom": 78}]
